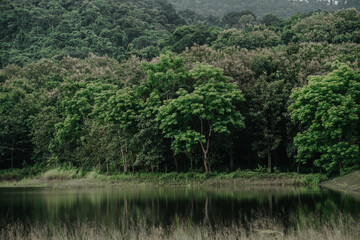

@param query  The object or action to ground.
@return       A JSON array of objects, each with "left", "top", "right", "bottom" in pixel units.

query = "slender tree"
[{"left": 158, "top": 64, "right": 245, "bottom": 172}]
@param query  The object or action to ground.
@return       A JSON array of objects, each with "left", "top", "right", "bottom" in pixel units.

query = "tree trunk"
[
  {"left": 339, "top": 160, "right": 344, "bottom": 169},
  {"left": 190, "top": 157, "right": 193, "bottom": 172},
  {"left": 106, "top": 159, "right": 109, "bottom": 175},
  {"left": 131, "top": 152, "right": 135, "bottom": 174},
  {"left": 99, "top": 159, "right": 101, "bottom": 171},
  {"left": 229, "top": 149, "right": 234, "bottom": 170},
  {"left": 297, "top": 162, "right": 300, "bottom": 174},
  {"left": 199, "top": 127, "right": 212, "bottom": 173},
  {"left": 120, "top": 146, "right": 124, "bottom": 174},
  {"left": 121, "top": 145, "right": 128, "bottom": 174},
  {"left": 124, "top": 151, "right": 128, "bottom": 175},
  {"left": 11, "top": 137, "right": 15, "bottom": 169},
  {"left": 199, "top": 120, "right": 212, "bottom": 173},
  {"left": 165, "top": 164, "right": 167, "bottom": 173},
  {"left": 188, "top": 152, "right": 193, "bottom": 172},
  {"left": 203, "top": 152, "right": 209, "bottom": 173},
  {"left": 267, "top": 148, "right": 272, "bottom": 172},
  {"left": 173, "top": 153, "right": 178, "bottom": 172}
]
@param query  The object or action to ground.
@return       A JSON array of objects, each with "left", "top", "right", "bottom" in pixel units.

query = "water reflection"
[{"left": 0, "top": 186, "right": 359, "bottom": 228}]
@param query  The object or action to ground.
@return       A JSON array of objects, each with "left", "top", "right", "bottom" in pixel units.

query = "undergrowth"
[{"left": 0, "top": 167, "right": 326, "bottom": 186}]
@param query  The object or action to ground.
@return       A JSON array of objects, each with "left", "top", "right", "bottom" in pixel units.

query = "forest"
[
  {"left": 1, "top": 0, "right": 360, "bottom": 176},
  {"left": 168, "top": 0, "right": 360, "bottom": 18}
]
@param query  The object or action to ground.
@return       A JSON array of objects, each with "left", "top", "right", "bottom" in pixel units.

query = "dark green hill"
[
  {"left": 168, "top": 0, "right": 359, "bottom": 18},
  {"left": 0, "top": 0, "right": 186, "bottom": 67},
  {"left": 2, "top": 0, "right": 359, "bottom": 68}
]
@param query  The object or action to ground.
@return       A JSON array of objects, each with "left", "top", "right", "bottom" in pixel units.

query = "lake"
[{"left": 1, "top": 186, "right": 360, "bottom": 230}]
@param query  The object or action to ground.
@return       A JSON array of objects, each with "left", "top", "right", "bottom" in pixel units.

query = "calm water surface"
[{"left": 0, "top": 186, "right": 359, "bottom": 228}]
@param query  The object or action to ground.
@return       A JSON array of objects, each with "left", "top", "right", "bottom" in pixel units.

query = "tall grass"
[
  {"left": 0, "top": 169, "right": 26, "bottom": 181},
  {"left": 1, "top": 215, "right": 358, "bottom": 240},
  {"left": 85, "top": 169, "right": 326, "bottom": 186},
  {"left": 40, "top": 167, "right": 83, "bottom": 180},
  {"left": 1, "top": 167, "right": 326, "bottom": 187}
]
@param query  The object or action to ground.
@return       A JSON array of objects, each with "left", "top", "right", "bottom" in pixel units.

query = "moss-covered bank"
[{"left": 0, "top": 168, "right": 325, "bottom": 188}]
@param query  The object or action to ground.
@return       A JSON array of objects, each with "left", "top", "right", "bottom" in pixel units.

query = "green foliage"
[
  {"left": 104, "top": 87, "right": 141, "bottom": 129},
  {"left": 0, "top": 0, "right": 187, "bottom": 67},
  {"left": 50, "top": 82, "right": 116, "bottom": 166},
  {"left": 158, "top": 64, "right": 245, "bottom": 171},
  {"left": 1, "top": 5, "right": 360, "bottom": 177},
  {"left": 0, "top": 168, "right": 26, "bottom": 181},
  {"left": 142, "top": 53, "right": 189, "bottom": 99},
  {"left": 261, "top": 13, "right": 284, "bottom": 28},
  {"left": 166, "top": 24, "right": 220, "bottom": 53},
  {"left": 246, "top": 78, "right": 291, "bottom": 169},
  {"left": 214, "top": 26, "right": 283, "bottom": 50},
  {"left": 301, "top": 173, "right": 326, "bottom": 185},
  {"left": 1, "top": 0, "right": 359, "bottom": 69},
  {"left": 132, "top": 93, "right": 167, "bottom": 169},
  {"left": 291, "top": 9, "right": 360, "bottom": 44},
  {"left": 0, "top": 78, "right": 38, "bottom": 168},
  {"left": 0, "top": 165, "right": 46, "bottom": 181},
  {"left": 254, "top": 164, "right": 269, "bottom": 173},
  {"left": 222, "top": 11, "right": 257, "bottom": 28},
  {"left": 40, "top": 167, "right": 83, "bottom": 180},
  {"left": 289, "top": 64, "right": 360, "bottom": 175},
  {"left": 168, "top": 0, "right": 355, "bottom": 18}
]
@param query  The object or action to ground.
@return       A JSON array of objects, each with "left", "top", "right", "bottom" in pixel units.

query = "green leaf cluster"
[{"left": 289, "top": 64, "right": 360, "bottom": 175}]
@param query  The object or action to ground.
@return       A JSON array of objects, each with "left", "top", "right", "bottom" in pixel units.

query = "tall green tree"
[
  {"left": 289, "top": 64, "right": 360, "bottom": 175},
  {"left": 132, "top": 92, "right": 167, "bottom": 172},
  {"left": 0, "top": 78, "right": 37, "bottom": 168},
  {"left": 246, "top": 77, "right": 290, "bottom": 171},
  {"left": 142, "top": 53, "right": 189, "bottom": 100},
  {"left": 158, "top": 64, "right": 245, "bottom": 172},
  {"left": 101, "top": 87, "right": 141, "bottom": 174},
  {"left": 51, "top": 82, "right": 114, "bottom": 166},
  {"left": 141, "top": 53, "right": 191, "bottom": 171}
]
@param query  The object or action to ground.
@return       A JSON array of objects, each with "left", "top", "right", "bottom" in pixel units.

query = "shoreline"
[
  {"left": 2, "top": 169, "right": 359, "bottom": 194},
  {"left": 0, "top": 169, "right": 325, "bottom": 188},
  {"left": 320, "top": 171, "right": 360, "bottom": 196}
]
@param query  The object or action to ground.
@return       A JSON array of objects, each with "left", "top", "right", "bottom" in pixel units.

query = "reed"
[{"left": 1, "top": 215, "right": 358, "bottom": 240}]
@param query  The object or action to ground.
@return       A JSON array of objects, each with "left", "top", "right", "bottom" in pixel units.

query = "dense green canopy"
[
  {"left": 289, "top": 64, "right": 360, "bottom": 175},
  {"left": 168, "top": 0, "right": 359, "bottom": 18},
  {"left": 0, "top": 1, "right": 360, "bottom": 176}
]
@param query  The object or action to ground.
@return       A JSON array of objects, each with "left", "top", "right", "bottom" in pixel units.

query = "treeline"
[
  {"left": 168, "top": 0, "right": 360, "bottom": 18},
  {"left": 2, "top": 0, "right": 360, "bottom": 68},
  {"left": 1, "top": 4, "right": 360, "bottom": 175},
  {"left": 0, "top": 0, "right": 185, "bottom": 67}
]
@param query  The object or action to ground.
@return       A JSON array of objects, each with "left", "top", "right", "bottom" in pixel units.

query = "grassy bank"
[
  {"left": 320, "top": 171, "right": 360, "bottom": 196},
  {"left": 0, "top": 167, "right": 326, "bottom": 188},
  {"left": 1, "top": 216, "right": 359, "bottom": 240}
]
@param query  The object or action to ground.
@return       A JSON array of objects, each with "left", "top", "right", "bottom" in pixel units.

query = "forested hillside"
[
  {"left": 1, "top": 0, "right": 360, "bottom": 176},
  {"left": 0, "top": 0, "right": 186, "bottom": 67},
  {"left": 168, "top": 0, "right": 360, "bottom": 18}
]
